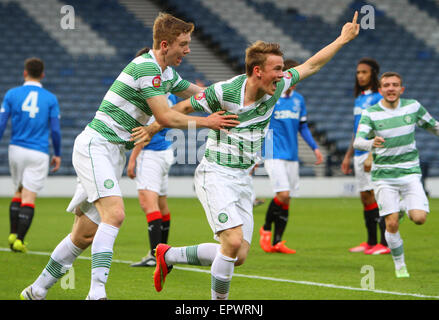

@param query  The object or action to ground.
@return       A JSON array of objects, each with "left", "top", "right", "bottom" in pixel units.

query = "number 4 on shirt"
[{"left": 21, "top": 91, "right": 39, "bottom": 118}]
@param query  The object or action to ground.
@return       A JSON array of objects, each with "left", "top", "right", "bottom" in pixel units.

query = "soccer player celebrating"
[
  {"left": 133, "top": 12, "right": 360, "bottom": 299},
  {"left": 354, "top": 72, "right": 439, "bottom": 278},
  {"left": 128, "top": 94, "right": 178, "bottom": 267},
  {"left": 341, "top": 58, "right": 390, "bottom": 255},
  {"left": 0, "top": 57, "right": 61, "bottom": 253},
  {"left": 20, "top": 13, "right": 238, "bottom": 300},
  {"left": 259, "top": 59, "right": 322, "bottom": 254}
]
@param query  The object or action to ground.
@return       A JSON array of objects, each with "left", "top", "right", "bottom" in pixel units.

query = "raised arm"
[{"left": 294, "top": 11, "right": 360, "bottom": 81}]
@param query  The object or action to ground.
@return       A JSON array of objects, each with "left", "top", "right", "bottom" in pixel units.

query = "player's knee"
[
  {"left": 410, "top": 211, "right": 427, "bottom": 225},
  {"left": 71, "top": 232, "right": 94, "bottom": 249},
  {"left": 385, "top": 219, "right": 399, "bottom": 233}
]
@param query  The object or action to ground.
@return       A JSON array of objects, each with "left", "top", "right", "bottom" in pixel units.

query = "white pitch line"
[{"left": 2, "top": 247, "right": 438, "bottom": 299}]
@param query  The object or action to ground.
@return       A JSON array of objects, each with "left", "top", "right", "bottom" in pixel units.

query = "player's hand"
[
  {"left": 50, "top": 156, "right": 61, "bottom": 173},
  {"left": 372, "top": 136, "right": 385, "bottom": 148},
  {"left": 127, "top": 161, "right": 136, "bottom": 179},
  {"left": 363, "top": 153, "right": 373, "bottom": 172},
  {"left": 339, "top": 11, "right": 360, "bottom": 44},
  {"left": 131, "top": 126, "right": 154, "bottom": 146},
  {"left": 206, "top": 111, "right": 239, "bottom": 132},
  {"left": 341, "top": 157, "right": 352, "bottom": 174},
  {"left": 314, "top": 149, "right": 323, "bottom": 165}
]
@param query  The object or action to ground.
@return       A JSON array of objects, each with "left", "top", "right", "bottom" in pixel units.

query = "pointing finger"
[{"left": 352, "top": 10, "right": 358, "bottom": 24}]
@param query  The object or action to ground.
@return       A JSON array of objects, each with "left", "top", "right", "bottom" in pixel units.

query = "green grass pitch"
[{"left": 1, "top": 197, "right": 439, "bottom": 300}]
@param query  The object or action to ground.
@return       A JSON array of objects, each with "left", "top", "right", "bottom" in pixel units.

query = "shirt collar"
[
  {"left": 362, "top": 89, "right": 372, "bottom": 95},
  {"left": 23, "top": 81, "right": 42, "bottom": 88}
]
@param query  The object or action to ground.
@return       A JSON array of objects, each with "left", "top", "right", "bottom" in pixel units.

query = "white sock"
[
  {"left": 210, "top": 251, "right": 237, "bottom": 300},
  {"left": 165, "top": 243, "right": 219, "bottom": 266},
  {"left": 385, "top": 230, "right": 405, "bottom": 270},
  {"left": 88, "top": 223, "right": 119, "bottom": 300},
  {"left": 32, "top": 234, "right": 83, "bottom": 298}
]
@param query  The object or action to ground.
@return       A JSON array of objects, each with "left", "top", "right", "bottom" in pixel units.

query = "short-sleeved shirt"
[
  {"left": 353, "top": 90, "right": 382, "bottom": 156},
  {"left": 0, "top": 81, "right": 60, "bottom": 154},
  {"left": 88, "top": 50, "right": 190, "bottom": 150},
  {"left": 190, "top": 68, "right": 300, "bottom": 169},
  {"left": 262, "top": 90, "right": 307, "bottom": 161},
  {"left": 356, "top": 98, "right": 437, "bottom": 184}
]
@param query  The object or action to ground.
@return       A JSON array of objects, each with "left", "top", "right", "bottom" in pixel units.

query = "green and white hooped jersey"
[
  {"left": 356, "top": 98, "right": 437, "bottom": 183},
  {"left": 88, "top": 50, "right": 190, "bottom": 150},
  {"left": 190, "top": 68, "right": 300, "bottom": 169}
]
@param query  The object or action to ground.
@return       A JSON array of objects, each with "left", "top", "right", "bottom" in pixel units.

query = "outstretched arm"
[{"left": 294, "top": 11, "right": 360, "bottom": 81}]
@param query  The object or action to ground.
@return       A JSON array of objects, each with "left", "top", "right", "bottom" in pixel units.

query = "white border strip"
[{"left": 2, "top": 247, "right": 438, "bottom": 299}]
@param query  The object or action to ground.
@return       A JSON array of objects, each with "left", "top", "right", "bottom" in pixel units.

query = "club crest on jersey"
[
  {"left": 218, "top": 213, "right": 228, "bottom": 223},
  {"left": 152, "top": 75, "right": 161, "bottom": 88},
  {"left": 404, "top": 115, "right": 412, "bottom": 124},
  {"left": 194, "top": 92, "right": 206, "bottom": 101},
  {"left": 283, "top": 71, "right": 293, "bottom": 79}
]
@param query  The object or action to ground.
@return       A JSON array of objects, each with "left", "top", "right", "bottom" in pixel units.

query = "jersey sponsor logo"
[
  {"left": 256, "top": 103, "right": 268, "bottom": 115},
  {"left": 152, "top": 75, "right": 161, "bottom": 88},
  {"left": 274, "top": 110, "right": 299, "bottom": 120},
  {"left": 104, "top": 179, "right": 114, "bottom": 189},
  {"left": 194, "top": 92, "right": 206, "bottom": 101},
  {"left": 218, "top": 213, "right": 228, "bottom": 223},
  {"left": 283, "top": 71, "right": 293, "bottom": 79}
]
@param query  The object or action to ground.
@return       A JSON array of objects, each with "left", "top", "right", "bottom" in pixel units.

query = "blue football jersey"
[
  {"left": 144, "top": 94, "right": 178, "bottom": 151},
  {"left": 1, "top": 81, "right": 60, "bottom": 154},
  {"left": 353, "top": 90, "right": 382, "bottom": 156},
  {"left": 262, "top": 91, "right": 307, "bottom": 161}
]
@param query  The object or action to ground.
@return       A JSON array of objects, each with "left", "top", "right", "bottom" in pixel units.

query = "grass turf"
[{"left": 1, "top": 197, "right": 438, "bottom": 300}]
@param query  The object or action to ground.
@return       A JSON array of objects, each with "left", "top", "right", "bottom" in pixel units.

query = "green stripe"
[
  {"left": 45, "top": 258, "right": 65, "bottom": 279},
  {"left": 172, "top": 79, "right": 190, "bottom": 93},
  {"left": 205, "top": 85, "right": 222, "bottom": 113},
  {"left": 88, "top": 119, "right": 134, "bottom": 150},
  {"left": 92, "top": 252, "right": 113, "bottom": 269},
  {"left": 373, "top": 150, "right": 418, "bottom": 165},
  {"left": 211, "top": 276, "right": 231, "bottom": 295},
  {"left": 382, "top": 132, "right": 415, "bottom": 148},
  {"left": 205, "top": 149, "right": 254, "bottom": 169},
  {"left": 132, "top": 61, "right": 161, "bottom": 79},
  {"left": 109, "top": 80, "right": 152, "bottom": 115},
  {"left": 374, "top": 112, "right": 418, "bottom": 130},
  {"left": 208, "top": 132, "right": 263, "bottom": 153},
  {"left": 222, "top": 75, "right": 245, "bottom": 105},
  {"left": 390, "top": 244, "right": 404, "bottom": 257},
  {"left": 372, "top": 166, "right": 421, "bottom": 180},
  {"left": 98, "top": 101, "right": 143, "bottom": 132},
  {"left": 186, "top": 245, "right": 201, "bottom": 266}
]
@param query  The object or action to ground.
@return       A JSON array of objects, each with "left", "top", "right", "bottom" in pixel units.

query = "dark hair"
[
  {"left": 25, "top": 57, "right": 44, "bottom": 79},
  {"left": 283, "top": 59, "right": 299, "bottom": 71},
  {"left": 354, "top": 57, "right": 380, "bottom": 97},
  {"left": 380, "top": 71, "right": 403, "bottom": 87},
  {"left": 135, "top": 47, "right": 150, "bottom": 57}
]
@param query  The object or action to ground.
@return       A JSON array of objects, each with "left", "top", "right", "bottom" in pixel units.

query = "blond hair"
[
  {"left": 153, "top": 13, "right": 194, "bottom": 50},
  {"left": 245, "top": 41, "right": 283, "bottom": 76}
]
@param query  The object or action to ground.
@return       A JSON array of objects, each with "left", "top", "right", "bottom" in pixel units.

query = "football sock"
[
  {"left": 32, "top": 233, "right": 83, "bottom": 297},
  {"left": 161, "top": 212, "right": 171, "bottom": 244},
  {"left": 385, "top": 230, "right": 405, "bottom": 270},
  {"left": 364, "top": 203, "right": 379, "bottom": 246},
  {"left": 165, "top": 243, "right": 220, "bottom": 266},
  {"left": 211, "top": 251, "right": 237, "bottom": 300},
  {"left": 16, "top": 203, "right": 35, "bottom": 241},
  {"left": 146, "top": 211, "right": 162, "bottom": 253},
  {"left": 378, "top": 216, "right": 388, "bottom": 246},
  {"left": 9, "top": 198, "right": 21, "bottom": 234},
  {"left": 89, "top": 223, "right": 119, "bottom": 300},
  {"left": 273, "top": 197, "right": 289, "bottom": 245},
  {"left": 263, "top": 198, "right": 280, "bottom": 231}
]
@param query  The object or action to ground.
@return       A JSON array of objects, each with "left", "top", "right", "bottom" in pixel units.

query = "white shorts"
[
  {"left": 135, "top": 148, "right": 174, "bottom": 196},
  {"left": 354, "top": 153, "right": 374, "bottom": 192},
  {"left": 66, "top": 127, "right": 126, "bottom": 225},
  {"left": 264, "top": 159, "right": 299, "bottom": 196},
  {"left": 374, "top": 176, "right": 429, "bottom": 217},
  {"left": 194, "top": 158, "right": 254, "bottom": 244},
  {"left": 8, "top": 145, "right": 49, "bottom": 193}
]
